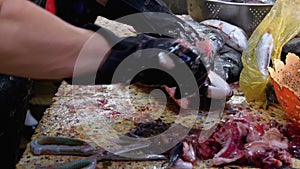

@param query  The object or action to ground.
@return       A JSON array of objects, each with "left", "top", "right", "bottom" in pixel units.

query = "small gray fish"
[
  {"left": 255, "top": 32, "right": 274, "bottom": 76},
  {"left": 201, "top": 19, "right": 249, "bottom": 52}
]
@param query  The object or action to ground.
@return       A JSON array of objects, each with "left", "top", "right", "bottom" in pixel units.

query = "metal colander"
[{"left": 187, "top": 0, "right": 274, "bottom": 36}]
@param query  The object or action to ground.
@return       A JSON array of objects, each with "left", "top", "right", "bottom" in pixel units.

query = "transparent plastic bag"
[{"left": 239, "top": 0, "right": 300, "bottom": 108}]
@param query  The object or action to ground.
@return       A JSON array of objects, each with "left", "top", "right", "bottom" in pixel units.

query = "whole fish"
[
  {"left": 201, "top": 19, "right": 248, "bottom": 52},
  {"left": 255, "top": 32, "right": 274, "bottom": 76}
]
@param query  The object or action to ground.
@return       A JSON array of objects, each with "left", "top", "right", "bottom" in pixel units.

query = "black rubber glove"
[
  {"left": 63, "top": 23, "right": 208, "bottom": 102},
  {"left": 95, "top": 33, "right": 175, "bottom": 85},
  {"left": 78, "top": 24, "right": 208, "bottom": 99}
]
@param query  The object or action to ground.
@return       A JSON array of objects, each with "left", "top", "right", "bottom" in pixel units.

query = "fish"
[
  {"left": 255, "top": 32, "right": 277, "bottom": 106},
  {"left": 201, "top": 19, "right": 249, "bottom": 52},
  {"left": 255, "top": 32, "right": 274, "bottom": 76},
  {"left": 214, "top": 45, "right": 243, "bottom": 83}
]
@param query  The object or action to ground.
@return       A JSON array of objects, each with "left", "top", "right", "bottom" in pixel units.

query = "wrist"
[{"left": 81, "top": 23, "right": 120, "bottom": 46}]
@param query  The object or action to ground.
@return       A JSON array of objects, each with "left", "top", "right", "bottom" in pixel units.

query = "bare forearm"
[{"left": 0, "top": 0, "right": 111, "bottom": 79}]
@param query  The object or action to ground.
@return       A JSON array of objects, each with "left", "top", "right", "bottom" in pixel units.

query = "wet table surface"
[{"left": 17, "top": 81, "right": 300, "bottom": 169}]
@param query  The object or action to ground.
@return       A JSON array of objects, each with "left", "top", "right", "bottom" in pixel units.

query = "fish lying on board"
[{"left": 201, "top": 19, "right": 249, "bottom": 53}]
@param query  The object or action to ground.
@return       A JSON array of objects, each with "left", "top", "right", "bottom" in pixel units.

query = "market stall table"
[{"left": 17, "top": 80, "right": 300, "bottom": 169}]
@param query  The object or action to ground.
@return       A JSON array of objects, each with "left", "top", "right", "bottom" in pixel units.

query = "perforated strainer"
[{"left": 187, "top": 0, "right": 274, "bottom": 36}]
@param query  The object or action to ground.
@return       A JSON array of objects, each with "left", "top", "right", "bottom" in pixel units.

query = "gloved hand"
[
  {"left": 76, "top": 23, "right": 232, "bottom": 110},
  {"left": 94, "top": 29, "right": 208, "bottom": 100},
  {"left": 63, "top": 23, "right": 231, "bottom": 111}
]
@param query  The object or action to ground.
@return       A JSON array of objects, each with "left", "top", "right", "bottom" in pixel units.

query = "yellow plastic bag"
[{"left": 239, "top": 0, "right": 300, "bottom": 108}]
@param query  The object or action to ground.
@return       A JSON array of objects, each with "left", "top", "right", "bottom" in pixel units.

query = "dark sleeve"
[
  {"left": 98, "top": 0, "right": 196, "bottom": 43},
  {"left": 98, "top": 0, "right": 184, "bottom": 37},
  {"left": 99, "top": 0, "right": 173, "bottom": 20},
  {"left": 30, "top": 0, "right": 172, "bottom": 27},
  {"left": 30, "top": 0, "right": 190, "bottom": 40},
  {"left": 29, "top": 0, "right": 102, "bottom": 27},
  {"left": 54, "top": 0, "right": 102, "bottom": 27}
]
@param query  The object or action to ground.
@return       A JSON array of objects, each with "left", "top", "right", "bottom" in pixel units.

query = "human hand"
[
  {"left": 95, "top": 32, "right": 232, "bottom": 110},
  {"left": 96, "top": 34, "right": 207, "bottom": 93},
  {"left": 71, "top": 22, "right": 231, "bottom": 110}
]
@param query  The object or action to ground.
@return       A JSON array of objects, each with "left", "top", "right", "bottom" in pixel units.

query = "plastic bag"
[{"left": 239, "top": 0, "right": 300, "bottom": 108}]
